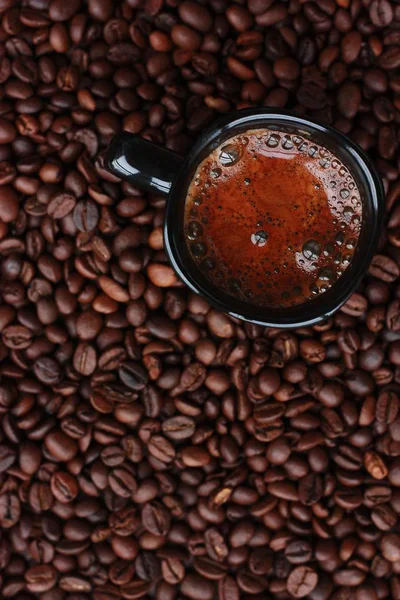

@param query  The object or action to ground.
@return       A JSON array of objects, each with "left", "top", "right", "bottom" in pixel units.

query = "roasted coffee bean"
[
  {"left": 44, "top": 431, "right": 78, "bottom": 462},
  {"left": 299, "top": 473, "right": 323, "bottom": 505},
  {"left": 73, "top": 199, "right": 99, "bottom": 232},
  {"left": 193, "top": 556, "right": 228, "bottom": 580},
  {"left": 364, "top": 450, "right": 388, "bottom": 479},
  {"left": 50, "top": 472, "right": 79, "bottom": 503},
  {"left": 376, "top": 391, "right": 399, "bottom": 425},
  {"left": 0, "top": 445, "right": 16, "bottom": 473},
  {"left": 121, "top": 580, "right": 151, "bottom": 599},
  {"left": 381, "top": 533, "right": 400, "bottom": 562},
  {"left": 142, "top": 502, "right": 171, "bottom": 536},
  {"left": 162, "top": 415, "right": 196, "bottom": 440},
  {"left": 205, "top": 527, "right": 229, "bottom": 562},
  {"left": 370, "top": 0, "right": 393, "bottom": 27},
  {"left": 111, "top": 358, "right": 144, "bottom": 388},
  {"left": 0, "top": 492, "right": 20, "bottom": 528},
  {"left": 237, "top": 569, "right": 267, "bottom": 593},
  {"left": 287, "top": 566, "right": 318, "bottom": 598},
  {"left": 162, "top": 557, "right": 185, "bottom": 584},
  {"left": 285, "top": 540, "right": 313, "bottom": 565},
  {"left": 178, "top": 2, "right": 213, "bottom": 33},
  {"left": 218, "top": 575, "right": 240, "bottom": 600},
  {"left": 47, "top": 192, "right": 77, "bottom": 219},
  {"left": 369, "top": 254, "right": 399, "bottom": 282},
  {"left": 371, "top": 504, "right": 397, "bottom": 531},
  {"left": 179, "top": 574, "right": 214, "bottom": 599},
  {"left": 73, "top": 342, "right": 97, "bottom": 375},
  {"left": 109, "top": 467, "right": 138, "bottom": 498},
  {"left": 25, "top": 565, "right": 58, "bottom": 593},
  {"left": 2, "top": 324, "right": 33, "bottom": 349},
  {"left": 33, "top": 357, "right": 62, "bottom": 385}
]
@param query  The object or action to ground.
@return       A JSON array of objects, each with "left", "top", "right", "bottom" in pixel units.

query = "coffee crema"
[{"left": 184, "top": 128, "right": 363, "bottom": 308}]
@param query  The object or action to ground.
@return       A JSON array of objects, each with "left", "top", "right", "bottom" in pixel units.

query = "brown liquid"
[{"left": 184, "top": 129, "right": 362, "bottom": 308}]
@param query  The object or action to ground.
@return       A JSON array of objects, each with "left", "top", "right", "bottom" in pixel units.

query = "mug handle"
[{"left": 106, "top": 132, "right": 184, "bottom": 196}]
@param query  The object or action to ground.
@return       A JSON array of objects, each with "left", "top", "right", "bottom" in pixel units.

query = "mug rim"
[{"left": 163, "top": 108, "right": 385, "bottom": 328}]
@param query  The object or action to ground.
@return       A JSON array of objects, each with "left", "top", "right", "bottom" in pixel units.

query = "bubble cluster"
[
  {"left": 282, "top": 135, "right": 294, "bottom": 150},
  {"left": 218, "top": 143, "right": 242, "bottom": 167},
  {"left": 210, "top": 167, "right": 221, "bottom": 179},
  {"left": 201, "top": 257, "right": 216, "bottom": 271},
  {"left": 318, "top": 267, "right": 335, "bottom": 282},
  {"left": 319, "top": 157, "right": 331, "bottom": 168},
  {"left": 191, "top": 241, "right": 207, "bottom": 258},
  {"left": 335, "top": 232, "right": 345, "bottom": 245},
  {"left": 266, "top": 133, "right": 280, "bottom": 148},
  {"left": 251, "top": 230, "right": 268, "bottom": 247},
  {"left": 343, "top": 206, "right": 354, "bottom": 220},
  {"left": 187, "top": 221, "right": 203, "bottom": 240},
  {"left": 302, "top": 240, "right": 321, "bottom": 261}
]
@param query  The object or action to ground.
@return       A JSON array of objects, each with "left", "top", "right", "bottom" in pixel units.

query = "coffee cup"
[{"left": 106, "top": 108, "right": 384, "bottom": 328}]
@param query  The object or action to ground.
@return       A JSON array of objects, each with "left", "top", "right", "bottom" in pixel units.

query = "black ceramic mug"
[{"left": 106, "top": 108, "right": 384, "bottom": 329}]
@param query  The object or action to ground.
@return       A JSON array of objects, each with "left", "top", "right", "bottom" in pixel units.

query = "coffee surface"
[{"left": 185, "top": 128, "right": 362, "bottom": 308}]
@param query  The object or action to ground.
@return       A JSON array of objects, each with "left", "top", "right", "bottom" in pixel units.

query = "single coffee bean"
[
  {"left": 118, "top": 361, "right": 148, "bottom": 390},
  {"left": 33, "top": 356, "right": 62, "bottom": 385},
  {"left": 59, "top": 575, "right": 92, "bottom": 592},
  {"left": 0, "top": 445, "right": 16, "bottom": 472},
  {"left": 381, "top": 533, "right": 400, "bottom": 562},
  {"left": 162, "top": 415, "right": 196, "bottom": 440},
  {"left": 49, "top": 0, "right": 81, "bottom": 22},
  {"left": 25, "top": 564, "right": 58, "bottom": 593},
  {"left": 369, "top": 254, "right": 399, "bottom": 282},
  {"left": 298, "top": 473, "right": 323, "bottom": 505},
  {"left": 181, "top": 573, "right": 215, "bottom": 600},
  {"left": 161, "top": 557, "right": 185, "bottom": 584},
  {"left": 178, "top": 1, "right": 213, "bottom": 33},
  {"left": 376, "top": 390, "right": 399, "bottom": 425},
  {"left": 120, "top": 580, "right": 151, "bottom": 599},
  {"left": 2, "top": 324, "right": 33, "bottom": 349},
  {"left": 73, "top": 342, "right": 97, "bottom": 375},
  {"left": 287, "top": 566, "right": 318, "bottom": 598},
  {"left": 193, "top": 556, "right": 228, "bottom": 580},
  {"left": 237, "top": 570, "right": 268, "bottom": 594},
  {"left": 51, "top": 471, "right": 79, "bottom": 503},
  {"left": 218, "top": 575, "right": 240, "bottom": 600},
  {"left": 285, "top": 540, "right": 313, "bottom": 564},
  {"left": 47, "top": 192, "right": 76, "bottom": 219},
  {"left": 364, "top": 485, "right": 392, "bottom": 507},
  {"left": 205, "top": 527, "right": 229, "bottom": 562},
  {"left": 44, "top": 430, "right": 78, "bottom": 461},
  {"left": 371, "top": 504, "right": 397, "bottom": 531},
  {"left": 73, "top": 199, "right": 99, "bottom": 232},
  {"left": 370, "top": 0, "right": 393, "bottom": 27},
  {"left": 109, "top": 467, "right": 138, "bottom": 497},
  {"left": 142, "top": 502, "right": 171, "bottom": 535},
  {"left": 148, "top": 435, "right": 175, "bottom": 463},
  {"left": 364, "top": 450, "right": 388, "bottom": 479},
  {"left": 0, "top": 492, "right": 20, "bottom": 528}
]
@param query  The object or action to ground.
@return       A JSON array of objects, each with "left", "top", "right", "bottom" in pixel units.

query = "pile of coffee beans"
[{"left": 2, "top": 0, "right": 400, "bottom": 599}]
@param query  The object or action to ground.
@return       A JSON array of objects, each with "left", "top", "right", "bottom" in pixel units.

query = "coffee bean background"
[{"left": 2, "top": 0, "right": 400, "bottom": 599}]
